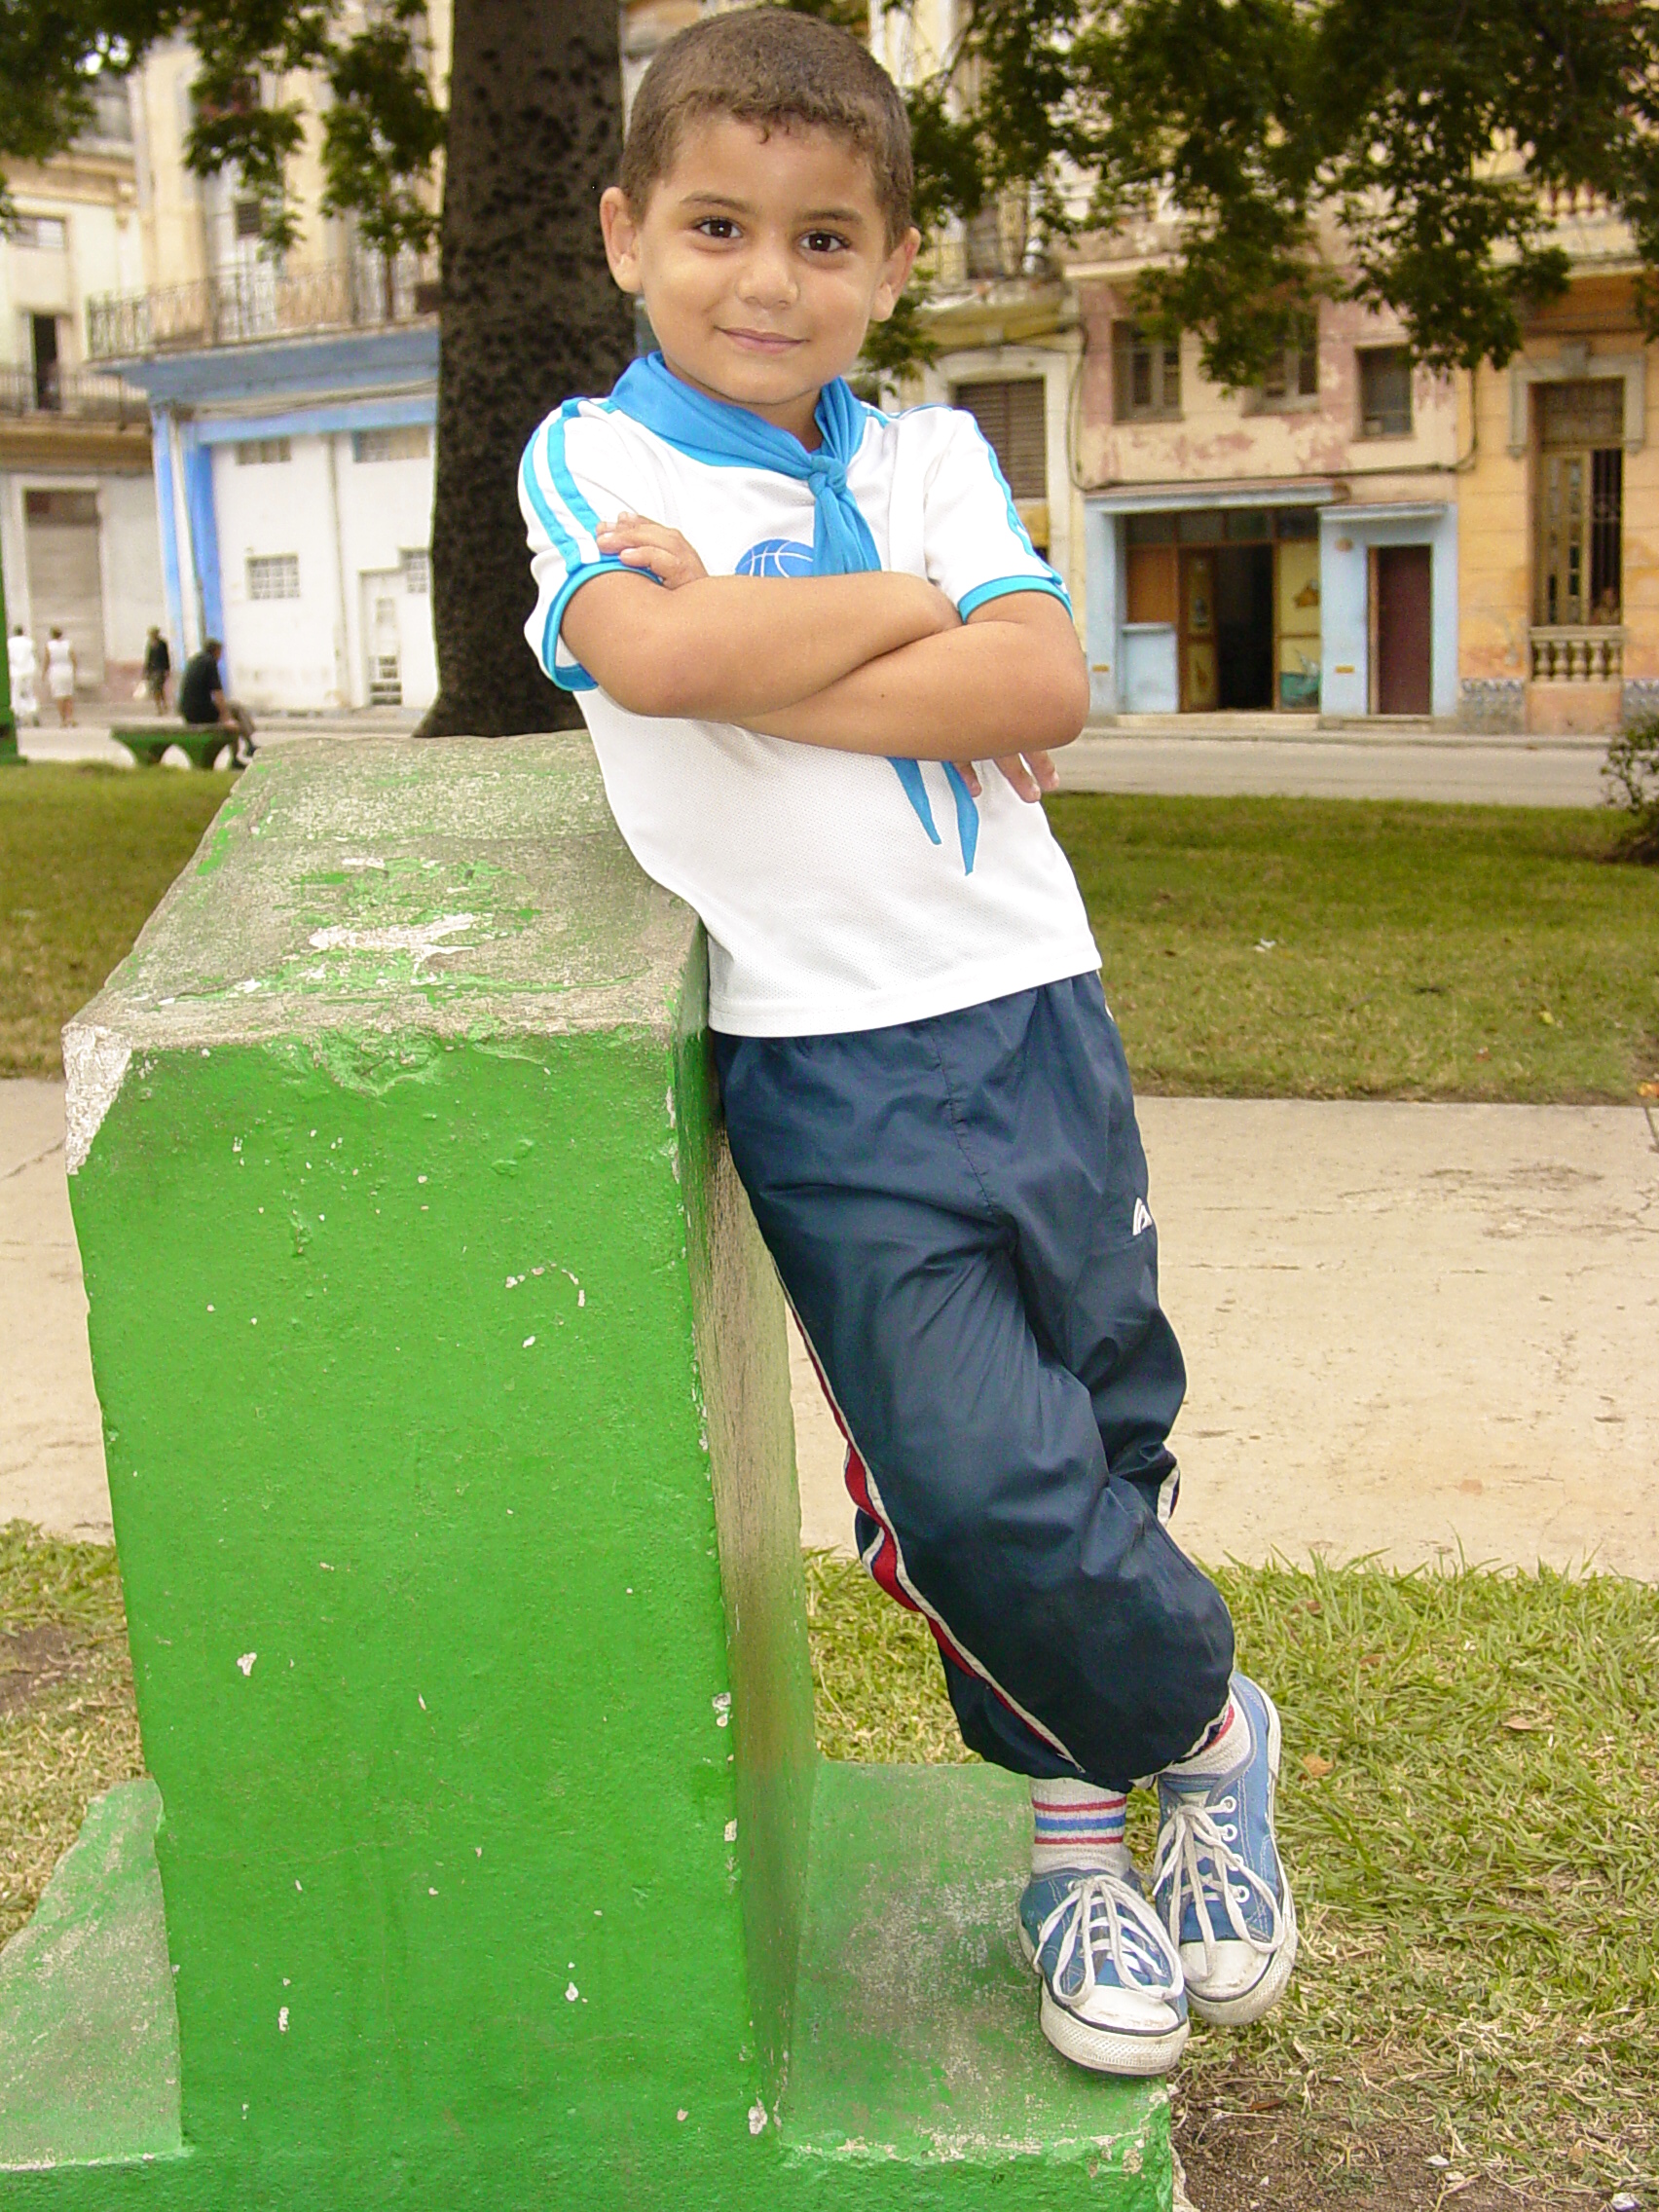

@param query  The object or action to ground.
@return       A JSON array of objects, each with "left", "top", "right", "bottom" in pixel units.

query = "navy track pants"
[{"left": 714, "top": 974, "right": 1235, "bottom": 1791}]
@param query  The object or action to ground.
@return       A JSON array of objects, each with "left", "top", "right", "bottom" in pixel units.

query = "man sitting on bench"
[{"left": 178, "top": 638, "right": 257, "bottom": 767}]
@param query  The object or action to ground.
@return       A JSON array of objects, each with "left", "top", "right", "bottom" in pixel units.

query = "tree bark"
[{"left": 417, "top": 0, "right": 633, "bottom": 738}]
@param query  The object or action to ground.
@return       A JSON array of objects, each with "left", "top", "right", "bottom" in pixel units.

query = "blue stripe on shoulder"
[{"left": 959, "top": 573, "right": 1072, "bottom": 619}]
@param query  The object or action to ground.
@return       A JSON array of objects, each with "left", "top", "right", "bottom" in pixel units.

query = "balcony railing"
[
  {"left": 0, "top": 364, "right": 148, "bottom": 424},
  {"left": 87, "top": 252, "right": 440, "bottom": 362},
  {"left": 1530, "top": 625, "right": 1625, "bottom": 682}
]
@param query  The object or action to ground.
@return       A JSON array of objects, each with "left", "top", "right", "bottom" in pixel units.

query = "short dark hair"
[{"left": 620, "top": 7, "right": 913, "bottom": 248}]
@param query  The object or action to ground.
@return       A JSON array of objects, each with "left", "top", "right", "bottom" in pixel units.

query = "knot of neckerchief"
[
  {"left": 607, "top": 352, "right": 977, "bottom": 869},
  {"left": 609, "top": 352, "right": 881, "bottom": 575}
]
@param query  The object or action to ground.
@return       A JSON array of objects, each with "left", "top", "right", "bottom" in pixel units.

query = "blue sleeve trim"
[
  {"left": 958, "top": 573, "right": 1073, "bottom": 619},
  {"left": 541, "top": 557, "right": 655, "bottom": 691}
]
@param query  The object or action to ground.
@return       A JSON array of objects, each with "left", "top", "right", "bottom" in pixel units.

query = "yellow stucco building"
[{"left": 1459, "top": 194, "right": 1658, "bottom": 733}]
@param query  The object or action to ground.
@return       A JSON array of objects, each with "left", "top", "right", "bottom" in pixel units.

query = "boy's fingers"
[
  {"left": 1024, "top": 749, "right": 1059, "bottom": 793},
  {"left": 951, "top": 759, "right": 983, "bottom": 797},
  {"left": 991, "top": 753, "right": 1041, "bottom": 802}
]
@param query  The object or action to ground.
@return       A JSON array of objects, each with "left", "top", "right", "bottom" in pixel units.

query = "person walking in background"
[
  {"left": 8, "top": 626, "right": 39, "bottom": 725},
  {"left": 142, "top": 626, "right": 171, "bottom": 713},
  {"left": 178, "top": 637, "right": 256, "bottom": 766},
  {"left": 44, "top": 627, "right": 75, "bottom": 726}
]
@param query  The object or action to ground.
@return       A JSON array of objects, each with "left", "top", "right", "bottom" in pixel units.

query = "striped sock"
[{"left": 1030, "top": 1777, "right": 1130, "bottom": 1876}]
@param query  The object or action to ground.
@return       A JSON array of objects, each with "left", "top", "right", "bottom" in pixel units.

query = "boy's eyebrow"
[{"left": 676, "top": 189, "right": 872, "bottom": 226}]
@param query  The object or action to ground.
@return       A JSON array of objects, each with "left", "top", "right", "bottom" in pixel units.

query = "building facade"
[
  {"left": 85, "top": 32, "right": 445, "bottom": 715},
  {"left": 1459, "top": 194, "right": 1659, "bottom": 735},
  {"left": 1, "top": 76, "right": 163, "bottom": 704}
]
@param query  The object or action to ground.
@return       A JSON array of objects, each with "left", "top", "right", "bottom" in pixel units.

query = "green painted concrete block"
[{"left": 0, "top": 737, "right": 1169, "bottom": 2210}]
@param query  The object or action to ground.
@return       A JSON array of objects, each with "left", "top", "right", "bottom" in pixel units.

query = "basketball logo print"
[{"left": 736, "top": 537, "right": 814, "bottom": 578}]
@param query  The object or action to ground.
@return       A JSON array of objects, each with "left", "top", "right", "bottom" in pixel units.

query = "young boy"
[{"left": 519, "top": 6, "right": 1295, "bottom": 2079}]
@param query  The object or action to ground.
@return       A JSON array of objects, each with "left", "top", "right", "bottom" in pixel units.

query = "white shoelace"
[
  {"left": 1152, "top": 1792, "right": 1285, "bottom": 1979},
  {"left": 1035, "top": 1874, "right": 1183, "bottom": 2005}
]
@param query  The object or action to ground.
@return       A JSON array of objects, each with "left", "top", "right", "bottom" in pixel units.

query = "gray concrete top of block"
[{"left": 63, "top": 735, "right": 701, "bottom": 1167}]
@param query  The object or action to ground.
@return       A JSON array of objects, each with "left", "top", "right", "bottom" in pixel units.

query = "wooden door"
[
  {"left": 1375, "top": 545, "right": 1431, "bottom": 716},
  {"left": 1180, "top": 551, "right": 1218, "bottom": 711}
]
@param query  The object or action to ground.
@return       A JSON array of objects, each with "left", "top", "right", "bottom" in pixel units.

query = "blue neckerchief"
[{"left": 608, "top": 353, "right": 977, "bottom": 870}]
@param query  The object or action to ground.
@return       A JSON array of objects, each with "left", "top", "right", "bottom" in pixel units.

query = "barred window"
[
  {"left": 13, "top": 214, "right": 67, "bottom": 252},
  {"left": 351, "top": 425, "right": 431, "bottom": 463},
  {"left": 247, "top": 553, "right": 300, "bottom": 601},
  {"left": 236, "top": 437, "right": 291, "bottom": 466},
  {"left": 402, "top": 548, "right": 431, "bottom": 594}
]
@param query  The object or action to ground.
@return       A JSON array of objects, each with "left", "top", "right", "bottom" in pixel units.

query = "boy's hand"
[
  {"left": 951, "top": 752, "right": 1061, "bottom": 803},
  {"left": 595, "top": 514, "right": 708, "bottom": 590}
]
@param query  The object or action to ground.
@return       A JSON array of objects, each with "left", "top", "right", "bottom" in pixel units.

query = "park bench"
[
  {"left": 0, "top": 735, "right": 1172, "bottom": 2210},
  {"left": 109, "top": 721, "right": 235, "bottom": 771}
]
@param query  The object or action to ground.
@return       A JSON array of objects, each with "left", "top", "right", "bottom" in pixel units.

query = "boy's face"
[{"left": 601, "top": 116, "right": 920, "bottom": 444}]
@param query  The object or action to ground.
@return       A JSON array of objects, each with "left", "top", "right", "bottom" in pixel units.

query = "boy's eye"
[
  {"left": 695, "top": 217, "right": 740, "bottom": 240},
  {"left": 801, "top": 230, "right": 851, "bottom": 255}
]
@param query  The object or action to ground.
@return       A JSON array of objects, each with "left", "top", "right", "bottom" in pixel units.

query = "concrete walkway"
[
  {"left": 8, "top": 1079, "right": 1656, "bottom": 1573},
  {"left": 1054, "top": 727, "right": 1611, "bottom": 806},
  {"left": 20, "top": 712, "right": 1614, "bottom": 806}
]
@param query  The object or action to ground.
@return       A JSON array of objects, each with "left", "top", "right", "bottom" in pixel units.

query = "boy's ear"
[
  {"left": 600, "top": 186, "right": 645, "bottom": 296},
  {"left": 868, "top": 225, "right": 922, "bottom": 323}
]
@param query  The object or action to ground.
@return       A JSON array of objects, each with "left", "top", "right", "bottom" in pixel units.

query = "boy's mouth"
[{"left": 720, "top": 327, "right": 804, "bottom": 354}]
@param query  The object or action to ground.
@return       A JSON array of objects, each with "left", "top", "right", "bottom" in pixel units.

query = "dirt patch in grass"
[
  {"left": 0, "top": 1524, "right": 143, "bottom": 1944},
  {"left": 1047, "top": 793, "right": 1659, "bottom": 1104}
]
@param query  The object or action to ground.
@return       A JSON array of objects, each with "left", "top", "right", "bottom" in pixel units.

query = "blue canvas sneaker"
[
  {"left": 1018, "top": 1865, "right": 1189, "bottom": 2075},
  {"left": 1151, "top": 1673, "right": 1297, "bottom": 2026}
]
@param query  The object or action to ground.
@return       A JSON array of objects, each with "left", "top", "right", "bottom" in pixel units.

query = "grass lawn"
[
  {"left": 1050, "top": 793, "right": 1659, "bottom": 1103},
  {"left": 0, "top": 763, "right": 236, "bottom": 1079},
  {"left": 4, "top": 1527, "right": 1652, "bottom": 2208},
  {"left": 808, "top": 1551, "right": 1659, "bottom": 2208},
  {"left": 3, "top": 768, "right": 1656, "bottom": 1101}
]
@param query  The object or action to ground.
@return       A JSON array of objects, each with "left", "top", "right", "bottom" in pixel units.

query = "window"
[
  {"left": 950, "top": 378, "right": 1046, "bottom": 499},
  {"left": 235, "top": 437, "right": 291, "bottom": 466},
  {"left": 402, "top": 548, "right": 431, "bottom": 594},
  {"left": 1114, "top": 323, "right": 1181, "bottom": 421},
  {"left": 1358, "top": 348, "right": 1413, "bottom": 437},
  {"left": 30, "top": 313, "right": 61, "bottom": 411},
  {"left": 13, "top": 214, "right": 67, "bottom": 252},
  {"left": 233, "top": 197, "right": 264, "bottom": 241},
  {"left": 351, "top": 424, "right": 431, "bottom": 463},
  {"left": 247, "top": 553, "right": 300, "bottom": 601},
  {"left": 82, "top": 79, "right": 132, "bottom": 144},
  {"left": 1260, "top": 324, "right": 1318, "bottom": 403},
  {"left": 1536, "top": 380, "right": 1623, "bottom": 626}
]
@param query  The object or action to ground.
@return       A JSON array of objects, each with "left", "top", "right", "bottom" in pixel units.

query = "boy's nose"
[{"left": 734, "top": 241, "right": 798, "bottom": 310}]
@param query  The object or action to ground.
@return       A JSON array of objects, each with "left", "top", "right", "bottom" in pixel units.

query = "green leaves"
[
  {"left": 886, "top": 0, "right": 1659, "bottom": 382},
  {"left": 0, "top": 1, "right": 443, "bottom": 263}
]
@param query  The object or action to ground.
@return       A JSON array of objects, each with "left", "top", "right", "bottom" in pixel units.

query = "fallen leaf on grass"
[
  {"left": 1301, "top": 1752, "right": 1334, "bottom": 1778},
  {"left": 1537, "top": 1009, "right": 1556, "bottom": 1025},
  {"left": 1502, "top": 1713, "right": 1548, "bottom": 1732},
  {"left": 1640, "top": 1080, "right": 1659, "bottom": 1099}
]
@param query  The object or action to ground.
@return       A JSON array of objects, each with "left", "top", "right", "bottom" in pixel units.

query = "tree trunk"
[{"left": 417, "top": 0, "right": 633, "bottom": 738}]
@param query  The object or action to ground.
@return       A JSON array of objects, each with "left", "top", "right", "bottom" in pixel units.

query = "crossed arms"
[{"left": 557, "top": 515, "right": 1089, "bottom": 802}]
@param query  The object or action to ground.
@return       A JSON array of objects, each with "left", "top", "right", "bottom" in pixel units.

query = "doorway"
[
  {"left": 1214, "top": 545, "right": 1274, "bottom": 709},
  {"left": 1176, "top": 542, "right": 1278, "bottom": 712},
  {"left": 1374, "top": 545, "right": 1431, "bottom": 716},
  {"left": 24, "top": 488, "right": 104, "bottom": 689}
]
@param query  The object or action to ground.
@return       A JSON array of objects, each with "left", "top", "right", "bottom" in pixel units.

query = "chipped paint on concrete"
[{"left": 60, "top": 1026, "right": 130, "bottom": 1176}]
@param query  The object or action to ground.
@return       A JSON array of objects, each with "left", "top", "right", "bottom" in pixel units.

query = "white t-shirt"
[{"left": 520, "top": 387, "right": 1100, "bottom": 1038}]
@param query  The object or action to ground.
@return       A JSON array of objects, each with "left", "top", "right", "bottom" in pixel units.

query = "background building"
[
  {"left": 1, "top": 76, "right": 161, "bottom": 704},
  {"left": 1459, "top": 190, "right": 1657, "bottom": 735},
  {"left": 85, "top": 25, "right": 447, "bottom": 715}
]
